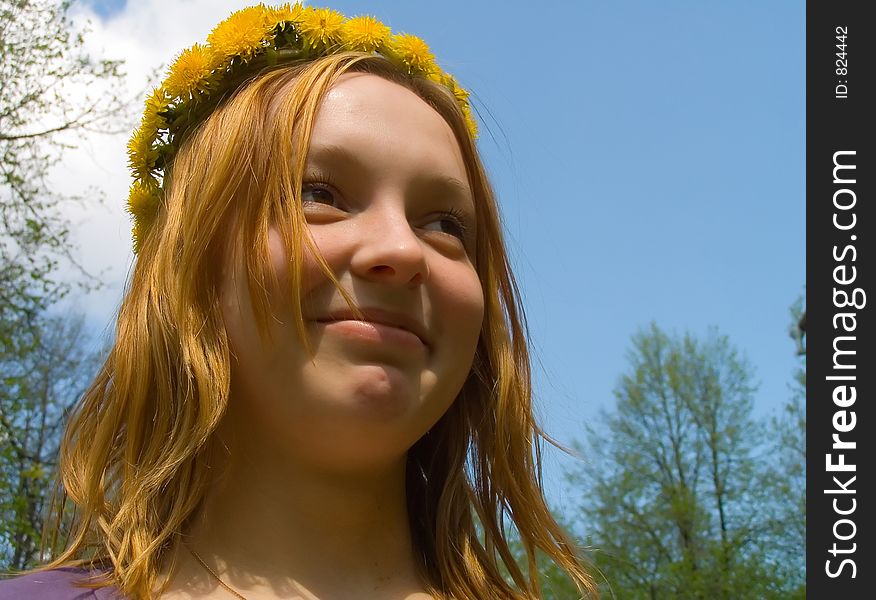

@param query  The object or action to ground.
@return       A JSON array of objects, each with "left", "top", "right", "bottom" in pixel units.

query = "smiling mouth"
[
  {"left": 314, "top": 319, "right": 427, "bottom": 349},
  {"left": 312, "top": 307, "right": 430, "bottom": 349}
]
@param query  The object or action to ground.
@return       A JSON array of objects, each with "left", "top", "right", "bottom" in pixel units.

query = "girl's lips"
[
  {"left": 313, "top": 307, "right": 430, "bottom": 348},
  {"left": 314, "top": 319, "right": 426, "bottom": 350}
]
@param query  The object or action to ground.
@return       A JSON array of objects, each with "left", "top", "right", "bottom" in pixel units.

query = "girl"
[{"left": 0, "top": 4, "right": 596, "bottom": 599}]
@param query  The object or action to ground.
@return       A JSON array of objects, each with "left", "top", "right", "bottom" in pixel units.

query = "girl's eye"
[
  {"left": 421, "top": 210, "right": 470, "bottom": 242},
  {"left": 301, "top": 183, "right": 340, "bottom": 208}
]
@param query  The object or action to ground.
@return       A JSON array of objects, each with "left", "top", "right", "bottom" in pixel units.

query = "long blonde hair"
[{"left": 36, "top": 52, "right": 597, "bottom": 599}]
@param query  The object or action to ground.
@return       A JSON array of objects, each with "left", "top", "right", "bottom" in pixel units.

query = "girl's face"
[{"left": 219, "top": 73, "right": 484, "bottom": 470}]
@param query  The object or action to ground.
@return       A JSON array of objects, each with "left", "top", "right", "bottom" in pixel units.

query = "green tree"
[
  {"left": 1, "top": 0, "right": 127, "bottom": 571},
  {"left": 504, "top": 511, "right": 595, "bottom": 599},
  {"left": 1, "top": 312, "right": 103, "bottom": 570},
  {"left": 762, "top": 295, "right": 805, "bottom": 595},
  {"left": 1, "top": 0, "right": 127, "bottom": 343},
  {"left": 568, "top": 323, "right": 791, "bottom": 599}
]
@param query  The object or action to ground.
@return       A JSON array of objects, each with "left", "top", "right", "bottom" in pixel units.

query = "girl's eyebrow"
[{"left": 307, "top": 143, "right": 475, "bottom": 209}]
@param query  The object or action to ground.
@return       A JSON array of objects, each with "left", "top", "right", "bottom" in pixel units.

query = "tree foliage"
[
  {"left": 1, "top": 0, "right": 127, "bottom": 572},
  {"left": 503, "top": 511, "right": 595, "bottom": 599},
  {"left": 763, "top": 295, "right": 805, "bottom": 593},
  {"left": 569, "top": 323, "right": 794, "bottom": 599},
  {"left": 1, "top": 313, "right": 103, "bottom": 570},
  {"left": 1, "top": 0, "right": 126, "bottom": 343}
]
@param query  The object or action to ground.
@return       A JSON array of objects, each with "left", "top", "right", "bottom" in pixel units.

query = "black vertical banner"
[{"left": 807, "top": 0, "right": 873, "bottom": 596}]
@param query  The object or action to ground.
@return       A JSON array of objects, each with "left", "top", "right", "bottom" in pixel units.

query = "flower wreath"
[{"left": 126, "top": 3, "right": 477, "bottom": 252}]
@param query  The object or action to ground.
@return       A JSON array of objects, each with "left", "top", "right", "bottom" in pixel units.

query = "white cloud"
[{"left": 53, "top": 0, "right": 264, "bottom": 329}]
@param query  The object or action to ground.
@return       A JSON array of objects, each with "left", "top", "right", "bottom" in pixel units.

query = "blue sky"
[
  {"left": 76, "top": 0, "right": 805, "bottom": 511},
  {"left": 85, "top": 0, "right": 125, "bottom": 18}
]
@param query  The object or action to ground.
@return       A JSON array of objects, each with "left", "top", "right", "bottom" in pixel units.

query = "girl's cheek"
[{"left": 267, "top": 226, "right": 345, "bottom": 299}]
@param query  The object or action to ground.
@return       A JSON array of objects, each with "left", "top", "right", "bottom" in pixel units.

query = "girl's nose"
[{"left": 349, "top": 206, "right": 428, "bottom": 288}]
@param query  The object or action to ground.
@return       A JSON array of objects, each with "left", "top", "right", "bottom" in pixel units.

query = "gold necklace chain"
[{"left": 187, "top": 546, "right": 249, "bottom": 600}]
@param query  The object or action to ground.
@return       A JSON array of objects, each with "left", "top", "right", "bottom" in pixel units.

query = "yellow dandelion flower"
[
  {"left": 139, "top": 87, "right": 168, "bottom": 132},
  {"left": 207, "top": 5, "right": 273, "bottom": 62},
  {"left": 132, "top": 220, "right": 149, "bottom": 254},
  {"left": 446, "top": 74, "right": 470, "bottom": 104},
  {"left": 127, "top": 127, "right": 159, "bottom": 178},
  {"left": 127, "top": 180, "right": 161, "bottom": 222},
  {"left": 164, "top": 44, "right": 219, "bottom": 100},
  {"left": 461, "top": 103, "right": 478, "bottom": 139},
  {"left": 139, "top": 113, "right": 162, "bottom": 136},
  {"left": 425, "top": 70, "right": 446, "bottom": 86},
  {"left": 266, "top": 2, "right": 306, "bottom": 27},
  {"left": 422, "top": 71, "right": 474, "bottom": 135},
  {"left": 428, "top": 71, "right": 469, "bottom": 105},
  {"left": 340, "top": 15, "right": 390, "bottom": 52},
  {"left": 388, "top": 33, "right": 437, "bottom": 75},
  {"left": 145, "top": 87, "right": 168, "bottom": 117},
  {"left": 298, "top": 6, "right": 345, "bottom": 52}
]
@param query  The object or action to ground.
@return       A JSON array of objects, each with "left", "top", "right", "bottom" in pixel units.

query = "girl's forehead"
[
  {"left": 308, "top": 73, "right": 469, "bottom": 184},
  {"left": 316, "top": 73, "right": 453, "bottom": 139}
]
